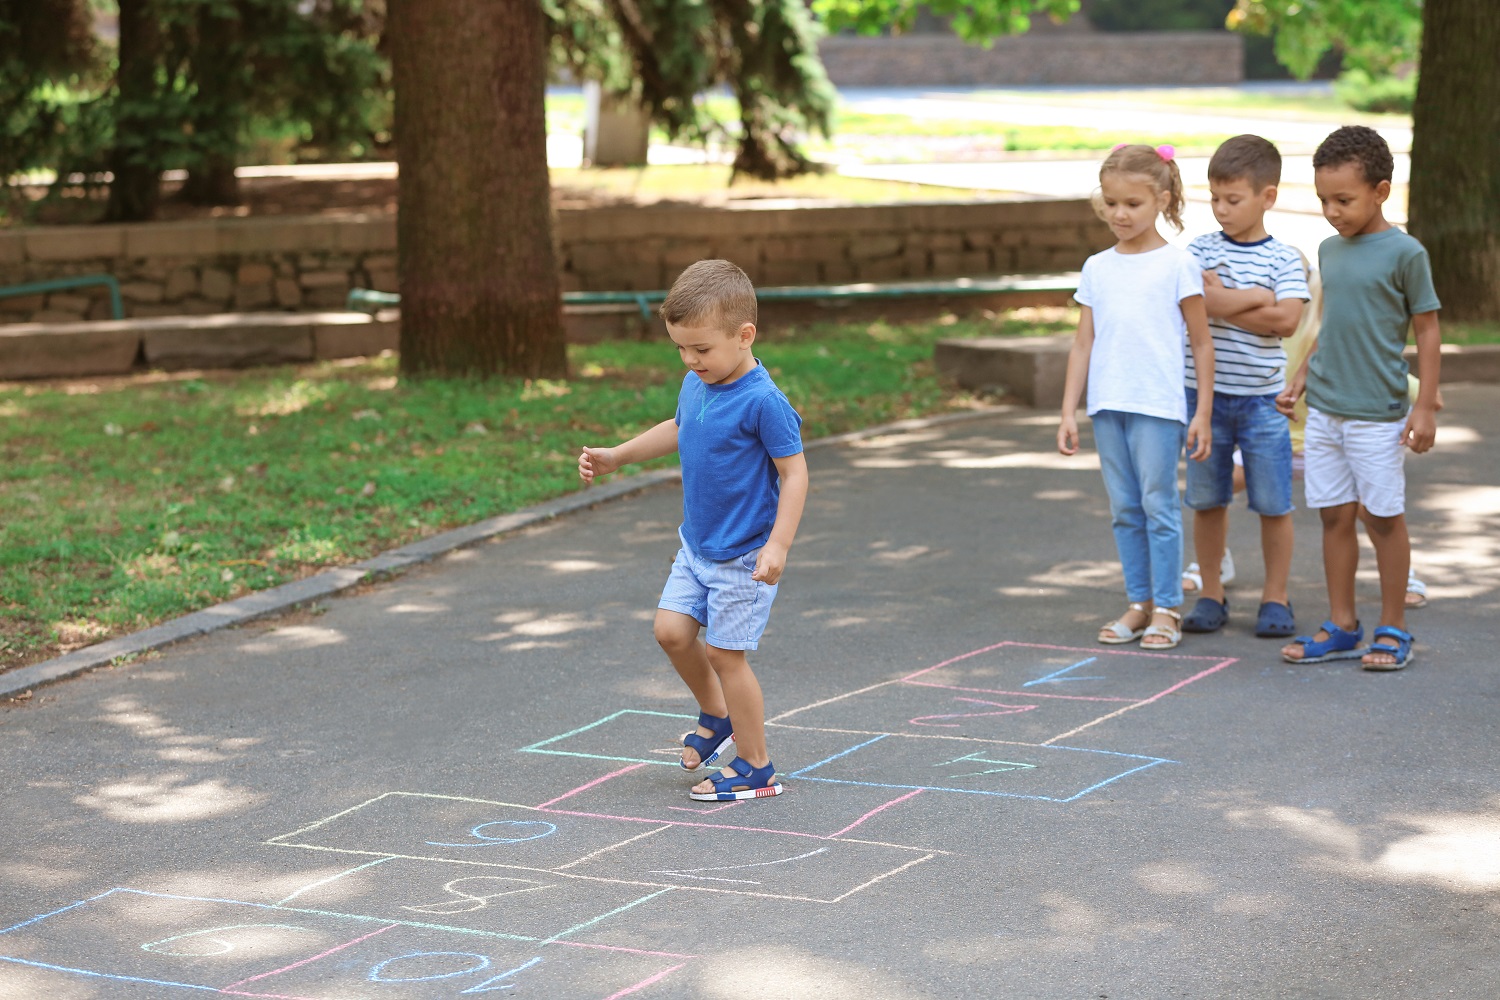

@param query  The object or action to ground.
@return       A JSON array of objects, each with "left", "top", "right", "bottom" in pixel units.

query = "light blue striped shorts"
[{"left": 658, "top": 531, "right": 778, "bottom": 651}]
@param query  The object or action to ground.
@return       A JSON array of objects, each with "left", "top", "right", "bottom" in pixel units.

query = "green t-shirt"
[{"left": 1307, "top": 227, "right": 1440, "bottom": 422}]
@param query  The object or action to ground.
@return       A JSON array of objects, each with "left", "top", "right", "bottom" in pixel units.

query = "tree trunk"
[
  {"left": 387, "top": 0, "right": 567, "bottom": 379},
  {"left": 104, "top": 0, "right": 162, "bottom": 222},
  {"left": 1407, "top": 0, "right": 1500, "bottom": 322},
  {"left": 182, "top": 153, "right": 241, "bottom": 206}
]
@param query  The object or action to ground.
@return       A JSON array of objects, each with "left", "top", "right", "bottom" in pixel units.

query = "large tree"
[
  {"left": 387, "top": 0, "right": 567, "bottom": 379},
  {"left": 1231, "top": 0, "right": 1500, "bottom": 321},
  {"left": 1407, "top": 0, "right": 1499, "bottom": 322}
]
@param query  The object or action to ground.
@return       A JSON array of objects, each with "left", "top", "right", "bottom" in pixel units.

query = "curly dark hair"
[{"left": 1312, "top": 125, "right": 1394, "bottom": 185}]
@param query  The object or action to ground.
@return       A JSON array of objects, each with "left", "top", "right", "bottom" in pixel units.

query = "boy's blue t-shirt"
[{"left": 675, "top": 361, "right": 803, "bottom": 561}]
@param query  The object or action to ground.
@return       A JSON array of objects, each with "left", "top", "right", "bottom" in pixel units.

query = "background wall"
[{"left": 0, "top": 198, "right": 1111, "bottom": 325}]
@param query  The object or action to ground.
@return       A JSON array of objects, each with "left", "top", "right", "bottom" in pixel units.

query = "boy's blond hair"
[
  {"left": 660, "top": 259, "right": 758, "bottom": 333},
  {"left": 1208, "top": 134, "right": 1282, "bottom": 191}
]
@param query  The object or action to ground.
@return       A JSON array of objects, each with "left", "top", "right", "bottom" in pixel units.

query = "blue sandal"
[
  {"left": 689, "top": 757, "right": 784, "bottom": 801},
  {"left": 1282, "top": 620, "right": 1364, "bottom": 664},
  {"left": 1362, "top": 626, "right": 1414, "bottom": 671},
  {"left": 680, "top": 711, "right": 736, "bottom": 772}
]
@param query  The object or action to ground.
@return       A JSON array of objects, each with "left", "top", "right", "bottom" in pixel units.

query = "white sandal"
[
  {"left": 1100, "top": 602, "right": 1150, "bottom": 644},
  {"left": 1183, "top": 550, "right": 1235, "bottom": 593},
  {"left": 1406, "top": 570, "right": 1428, "bottom": 609},
  {"left": 1140, "top": 608, "right": 1183, "bottom": 650}
]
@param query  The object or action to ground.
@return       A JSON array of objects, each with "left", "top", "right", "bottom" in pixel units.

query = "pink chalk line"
[
  {"left": 221, "top": 923, "right": 398, "bottom": 990},
  {"left": 828, "top": 790, "right": 923, "bottom": 838},
  {"left": 903, "top": 679, "right": 1135, "bottom": 703},
  {"left": 1043, "top": 657, "right": 1237, "bottom": 744},
  {"left": 604, "top": 962, "right": 690, "bottom": 999},
  {"left": 535, "top": 763, "right": 649, "bottom": 810},
  {"left": 540, "top": 805, "right": 831, "bottom": 841}
]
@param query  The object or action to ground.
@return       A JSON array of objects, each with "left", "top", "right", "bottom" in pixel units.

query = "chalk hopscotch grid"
[
  {"left": 265, "top": 791, "right": 939, "bottom": 905},
  {"left": 0, "top": 886, "right": 695, "bottom": 999}
]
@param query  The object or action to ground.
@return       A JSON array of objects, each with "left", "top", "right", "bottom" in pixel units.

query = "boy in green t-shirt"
[{"left": 1276, "top": 126, "right": 1441, "bottom": 671}]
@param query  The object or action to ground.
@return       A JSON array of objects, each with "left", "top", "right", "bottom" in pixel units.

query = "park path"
[{"left": 2, "top": 386, "right": 1497, "bottom": 998}]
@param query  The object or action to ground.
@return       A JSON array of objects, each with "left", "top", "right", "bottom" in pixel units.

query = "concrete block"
[
  {"left": 46, "top": 294, "right": 93, "bottom": 313},
  {"left": 334, "top": 215, "right": 396, "bottom": 253},
  {"left": 123, "top": 221, "right": 219, "bottom": 258},
  {"left": 201, "top": 268, "right": 234, "bottom": 302},
  {"left": 1406, "top": 344, "right": 1500, "bottom": 385},
  {"left": 237, "top": 262, "right": 275, "bottom": 285},
  {"left": 143, "top": 319, "right": 315, "bottom": 370},
  {"left": 314, "top": 316, "right": 399, "bottom": 359},
  {"left": 120, "top": 281, "right": 164, "bottom": 304},
  {"left": 933, "top": 333, "right": 1075, "bottom": 407},
  {"left": 25, "top": 226, "right": 123, "bottom": 262},
  {"left": 300, "top": 269, "right": 350, "bottom": 289},
  {"left": 275, "top": 278, "right": 303, "bottom": 308},
  {"left": 0, "top": 294, "right": 43, "bottom": 314},
  {"left": 0, "top": 322, "right": 141, "bottom": 379},
  {"left": 164, "top": 267, "right": 198, "bottom": 301},
  {"left": 848, "top": 235, "right": 904, "bottom": 261},
  {"left": 235, "top": 282, "right": 275, "bottom": 311}
]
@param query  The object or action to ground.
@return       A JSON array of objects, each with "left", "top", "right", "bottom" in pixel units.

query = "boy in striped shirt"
[{"left": 1180, "top": 135, "right": 1310, "bottom": 638}]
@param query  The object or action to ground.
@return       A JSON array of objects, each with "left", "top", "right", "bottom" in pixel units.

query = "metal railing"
[{"left": 0, "top": 274, "right": 125, "bottom": 321}]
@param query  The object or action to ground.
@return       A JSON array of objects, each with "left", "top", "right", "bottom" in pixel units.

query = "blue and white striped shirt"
[{"left": 1186, "top": 231, "right": 1309, "bottom": 395}]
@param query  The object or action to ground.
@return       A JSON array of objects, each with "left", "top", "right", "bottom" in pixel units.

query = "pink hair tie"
[
  {"left": 1156, "top": 144, "right": 1176, "bottom": 162},
  {"left": 1112, "top": 143, "right": 1128, "bottom": 152}
]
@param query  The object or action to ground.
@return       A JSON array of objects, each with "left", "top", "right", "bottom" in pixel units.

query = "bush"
[{"left": 1334, "top": 68, "right": 1416, "bottom": 114}]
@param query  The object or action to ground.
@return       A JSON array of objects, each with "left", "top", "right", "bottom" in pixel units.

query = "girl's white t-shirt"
[{"left": 1074, "top": 242, "right": 1204, "bottom": 424}]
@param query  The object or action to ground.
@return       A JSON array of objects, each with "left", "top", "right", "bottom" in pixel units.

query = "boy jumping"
[
  {"left": 578, "top": 259, "right": 807, "bottom": 798},
  {"left": 1278, "top": 125, "right": 1441, "bottom": 670}
]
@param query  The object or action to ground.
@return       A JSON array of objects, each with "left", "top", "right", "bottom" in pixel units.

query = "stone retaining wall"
[
  {"left": 818, "top": 31, "right": 1244, "bottom": 86},
  {"left": 0, "top": 198, "right": 1111, "bottom": 326}
]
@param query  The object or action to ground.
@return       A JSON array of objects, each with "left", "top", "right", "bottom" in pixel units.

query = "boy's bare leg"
[
  {"left": 654, "top": 609, "right": 727, "bottom": 768},
  {"left": 1360, "top": 509, "right": 1411, "bottom": 666},
  {"left": 1259, "top": 512, "right": 1294, "bottom": 606},
  {"left": 1194, "top": 507, "right": 1229, "bottom": 602},
  {"left": 1282, "top": 503, "right": 1360, "bottom": 660},
  {"left": 693, "top": 646, "right": 769, "bottom": 794}
]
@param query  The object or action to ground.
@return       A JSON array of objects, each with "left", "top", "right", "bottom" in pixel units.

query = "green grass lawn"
[{"left": 0, "top": 310, "right": 1075, "bottom": 673}]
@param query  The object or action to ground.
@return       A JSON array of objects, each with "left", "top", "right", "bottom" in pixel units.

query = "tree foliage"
[{"left": 1228, "top": 0, "right": 1421, "bottom": 78}]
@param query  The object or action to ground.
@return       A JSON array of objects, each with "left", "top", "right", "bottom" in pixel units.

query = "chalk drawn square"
[
  {"left": 280, "top": 856, "right": 676, "bottom": 943},
  {"left": 223, "top": 921, "right": 688, "bottom": 1000},
  {"left": 0, "top": 888, "right": 392, "bottom": 993},
  {"left": 268, "top": 792, "right": 660, "bottom": 870},
  {"left": 556, "top": 825, "right": 936, "bottom": 904},
  {"left": 777, "top": 642, "right": 1234, "bottom": 744},
  {"left": 520, "top": 709, "right": 702, "bottom": 767},
  {"left": 790, "top": 733, "right": 1174, "bottom": 803}
]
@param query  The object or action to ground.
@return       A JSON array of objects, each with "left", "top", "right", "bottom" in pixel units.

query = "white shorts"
[{"left": 1303, "top": 406, "right": 1406, "bottom": 517}]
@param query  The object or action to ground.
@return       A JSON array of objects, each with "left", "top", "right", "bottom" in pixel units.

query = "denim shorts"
[
  {"left": 1185, "top": 389, "right": 1294, "bottom": 516},
  {"left": 658, "top": 530, "right": 778, "bottom": 651}
]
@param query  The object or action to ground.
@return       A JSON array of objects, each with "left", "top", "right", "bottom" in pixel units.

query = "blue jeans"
[
  {"left": 1184, "top": 388, "right": 1294, "bottom": 516},
  {"left": 1091, "top": 409, "right": 1187, "bottom": 608}
]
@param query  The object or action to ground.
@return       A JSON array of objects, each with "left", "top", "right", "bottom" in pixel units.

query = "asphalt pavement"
[{"left": 3, "top": 384, "right": 1498, "bottom": 999}]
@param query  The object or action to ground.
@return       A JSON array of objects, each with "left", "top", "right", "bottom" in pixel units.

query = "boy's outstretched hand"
[{"left": 577, "top": 446, "right": 620, "bottom": 485}]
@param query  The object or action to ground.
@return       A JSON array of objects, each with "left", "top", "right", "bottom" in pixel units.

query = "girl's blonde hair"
[{"left": 1092, "top": 144, "right": 1186, "bottom": 234}]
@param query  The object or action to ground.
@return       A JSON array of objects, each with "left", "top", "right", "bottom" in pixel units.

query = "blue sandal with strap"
[
  {"left": 680, "top": 711, "right": 736, "bottom": 772},
  {"left": 1362, "top": 625, "right": 1414, "bottom": 671},
  {"left": 689, "top": 757, "right": 783, "bottom": 801},
  {"left": 1282, "top": 620, "right": 1365, "bottom": 664}
]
